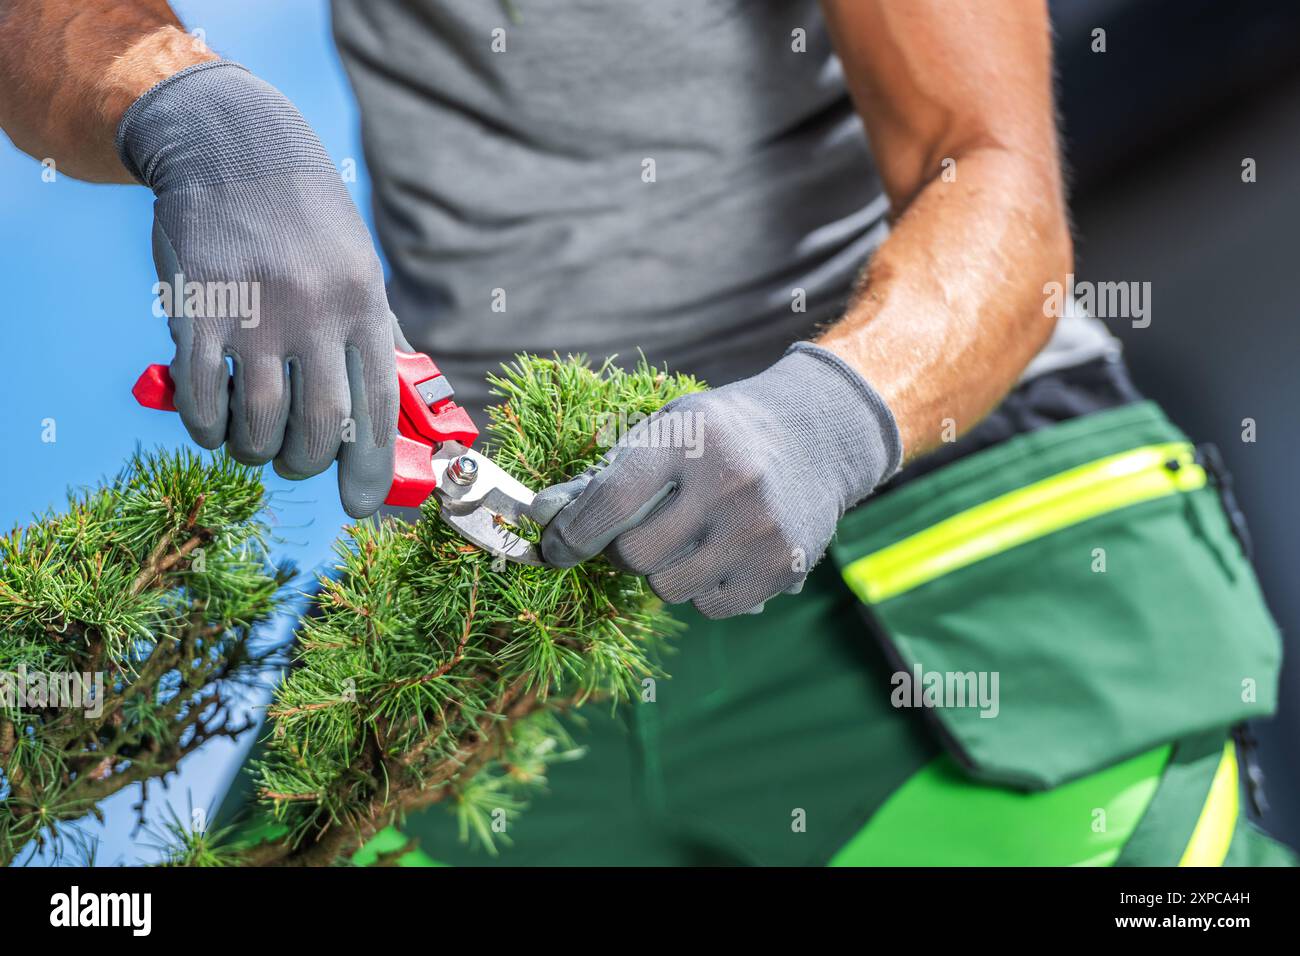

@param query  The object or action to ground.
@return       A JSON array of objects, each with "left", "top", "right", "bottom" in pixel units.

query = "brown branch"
[
  {"left": 266, "top": 699, "right": 348, "bottom": 719},
  {"left": 260, "top": 790, "right": 322, "bottom": 802},
  {"left": 501, "top": 402, "right": 526, "bottom": 439},
  {"left": 260, "top": 679, "right": 539, "bottom": 867},
  {"left": 324, "top": 583, "right": 371, "bottom": 618},
  {"left": 388, "top": 566, "right": 480, "bottom": 690},
  {"left": 130, "top": 497, "right": 210, "bottom": 597},
  {"left": 130, "top": 529, "right": 177, "bottom": 597},
  {"left": 0, "top": 719, "right": 14, "bottom": 763}
]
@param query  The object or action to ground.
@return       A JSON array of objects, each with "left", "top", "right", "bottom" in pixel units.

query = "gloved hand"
[
  {"left": 528, "top": 342, "right": 903, "bottom": 618},
  {"left": 116, "top": 60, "right": 398, "bottom": 518}
]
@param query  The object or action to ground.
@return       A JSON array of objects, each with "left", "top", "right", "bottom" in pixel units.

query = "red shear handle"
[
  {"left": 393, "top": 350, "right": 478, "bottom": 447},
  {"left": 133, "top": 364, "right": 178, "bottom": 412},
  {"left": 132, "top": 351, "right": 477, "bottom": 444},
  {"left": 132, "top": 350, "right": 480, "bottom": 507},
  {"left": 387, "top": 435, "right": 440, "bottom": 507}
]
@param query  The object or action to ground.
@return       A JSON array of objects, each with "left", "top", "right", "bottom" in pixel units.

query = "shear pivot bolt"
[{"left": 448, "top": 455, "right": 479, "bottom": 486}]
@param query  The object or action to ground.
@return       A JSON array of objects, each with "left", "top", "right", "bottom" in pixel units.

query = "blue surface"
[{"left": 0, "top": 0, "right": 363, "bottom": 865}]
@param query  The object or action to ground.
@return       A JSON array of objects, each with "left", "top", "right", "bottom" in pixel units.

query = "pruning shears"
[{"left": 131, "top": 350, "right": 546, "bottom": 565}]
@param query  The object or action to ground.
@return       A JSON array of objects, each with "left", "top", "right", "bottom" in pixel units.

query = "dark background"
[{"left": 1052, "top": 0, "right": 1300, "bottom": 850}]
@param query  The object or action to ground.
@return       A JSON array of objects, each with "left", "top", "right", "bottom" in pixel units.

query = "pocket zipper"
[{"left": 844, "top": 442, "right": 1207, "bottom": 604}]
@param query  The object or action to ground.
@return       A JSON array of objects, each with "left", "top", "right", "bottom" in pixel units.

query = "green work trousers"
[{"left": 388, "top": 400, "right": 1295, "bottom": 866}]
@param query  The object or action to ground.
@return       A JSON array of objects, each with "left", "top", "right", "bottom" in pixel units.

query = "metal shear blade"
[{"left": 430, "top": 442, "right": 545, "bottom": 566}]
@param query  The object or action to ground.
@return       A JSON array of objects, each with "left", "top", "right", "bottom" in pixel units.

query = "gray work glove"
[
  {"left": 116, "top": 60, "right": 398, "bottom": 518},
  {"left": 528, "top": 342, "right": 903, "bottom": 618}
]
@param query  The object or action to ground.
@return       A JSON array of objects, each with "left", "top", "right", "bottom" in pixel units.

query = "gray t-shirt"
[{"left": 332, "top": 0, "right": 1115, "bottom": 419}]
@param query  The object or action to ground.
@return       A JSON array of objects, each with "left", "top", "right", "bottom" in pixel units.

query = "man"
[{"left": 1, "top": 1, "right": 1291, "bottom": 865}]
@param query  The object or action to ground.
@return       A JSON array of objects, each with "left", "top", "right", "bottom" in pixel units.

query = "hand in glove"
[
  {"left": 117, "top": 60, "right": 398, "bottom": 517},
  {"left": 527, "top": 342, "right": 903, "bottom": 618}
]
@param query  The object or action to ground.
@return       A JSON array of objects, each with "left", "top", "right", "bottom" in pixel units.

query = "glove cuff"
[
  {"left": 115, "top": 59, "right": 335, "bottom": 191},
  {"left": 782, "top": 340, "right": 904, "bottom": 505}
]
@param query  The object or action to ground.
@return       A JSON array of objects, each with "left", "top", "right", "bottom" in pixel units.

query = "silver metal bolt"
[{"left": 447, "top": 454, "right": 479, "bottom": 486}]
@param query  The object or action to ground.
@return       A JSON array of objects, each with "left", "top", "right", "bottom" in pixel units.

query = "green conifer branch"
[
  {"left": 241, "top": 355, "right": 701, "bottom": 865},
  {"left": 0, "top": 355, "right": 702, "bottom": 867},
  {"left": 0, "top": 449, "right": 288, "bottom": 865}
]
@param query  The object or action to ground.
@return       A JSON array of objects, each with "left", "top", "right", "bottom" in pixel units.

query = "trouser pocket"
[{"left": 830, "top": 401, "right": 1282, "bottom": 790}]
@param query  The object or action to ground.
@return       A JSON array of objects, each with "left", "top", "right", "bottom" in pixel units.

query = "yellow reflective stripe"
[
  {"left": 843, "top": 442, "right": 1206, "bottom": 604},
  {"left": 1178, "top": 741, "right": 1239, "bottom": 867}
]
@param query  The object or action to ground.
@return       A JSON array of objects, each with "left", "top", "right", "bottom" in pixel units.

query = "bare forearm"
[
  {"left": 815, "top": 0, "right": 1069, "bottom": 461},
  {"left": 0, "top": 0, "right": 216, "bottom": 182},
  {"left": 817, "top": 150, "right": 1071, "bottom": 460}
]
